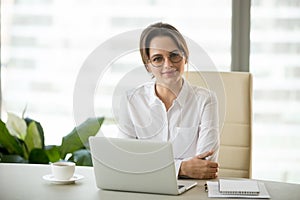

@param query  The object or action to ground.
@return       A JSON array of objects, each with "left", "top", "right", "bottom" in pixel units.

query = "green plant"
[{"left": 0, "top": 113, "right": 104, "bottom": 166}]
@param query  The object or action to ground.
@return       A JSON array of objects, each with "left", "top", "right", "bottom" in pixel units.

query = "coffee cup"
[{"left": 51, "top": 161, "right": 75, "bottom": 180}]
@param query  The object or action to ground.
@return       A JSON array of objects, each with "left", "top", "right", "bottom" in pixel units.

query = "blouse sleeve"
[
  {"left": 197, "top": 91, "right": 220, "bottom": 161},
  {"left": 117, "top": 93, "right": 137, "bottom": 139}
]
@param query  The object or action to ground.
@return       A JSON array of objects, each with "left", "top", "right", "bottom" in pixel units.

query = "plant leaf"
[
  {"left": 60, "top": 117, "right": 104, "bottom": 159},
  {"left": 5, "top": 113, "right": 27, "bottom": 140},
  {"left": 25, "top": 118, "right": 45, "bottom": 149},
  {"left": 44, "top": 145, "right": 61, "bottom": 163},
  {"left": 25, "top": 122, "right": 43, "bottom": 154},
  {"left": 0, "top": 154, "right": 27, "bottom": 163},
  {"left": 68, "top": 149, "right": 92, "bottom": 166},
  {"left": 0, "top": 120, "right": 24, "bottom": 156},
  {"left": 18, "top": 138, "right": 29, "bottom": 159},
  {"left": 28, "top": 148, "right": 49, "bottom": 164}
]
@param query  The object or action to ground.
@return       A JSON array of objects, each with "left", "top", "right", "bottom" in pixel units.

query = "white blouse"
[{"left": 117, "top": 79, "right": 220, "bottom": 176}]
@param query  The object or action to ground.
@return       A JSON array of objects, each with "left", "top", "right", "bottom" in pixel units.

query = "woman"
[{"left": 118, "top": 22, "right": 219, "bottom": 179}]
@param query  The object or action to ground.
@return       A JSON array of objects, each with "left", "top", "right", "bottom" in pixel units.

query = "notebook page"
[
  {"left": 219, "top": 179, "right": 260, "bottom": 195},
  {"left": 206, "top": 181, "right": 271, "bottom": 199}
]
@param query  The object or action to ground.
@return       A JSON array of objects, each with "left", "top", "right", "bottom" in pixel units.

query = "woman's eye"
[
  {"left": 170, "top": 52, "right": 180, "bottom": 59},
  {"left": 152, "top": 56, "right": 163, "bottom": 63}
]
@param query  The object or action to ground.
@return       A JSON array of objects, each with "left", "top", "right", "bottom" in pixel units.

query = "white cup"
[{"left": 51, "top": 161, "right": 75, "bottom": 180}]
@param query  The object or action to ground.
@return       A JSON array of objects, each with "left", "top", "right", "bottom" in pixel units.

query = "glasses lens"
[
  {"left": 150, "top": 55, "right": 164, "bottom": 67},
  {"left": 169, "top": 52, "right": 183, "bottom": 63}
]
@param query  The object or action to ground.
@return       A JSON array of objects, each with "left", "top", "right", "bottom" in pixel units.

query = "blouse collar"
[{"left": 149, "top": 77, "right": 190, "bottom": 107}]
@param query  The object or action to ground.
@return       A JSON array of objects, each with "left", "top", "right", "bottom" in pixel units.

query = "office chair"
[{"left": 185, "top": 71, "right": 253, "bottom": 178}]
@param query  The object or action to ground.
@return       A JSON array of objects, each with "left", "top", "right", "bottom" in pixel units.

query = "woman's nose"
[{"left": 163, "top": 56, "right": 173, "bottom": 67}]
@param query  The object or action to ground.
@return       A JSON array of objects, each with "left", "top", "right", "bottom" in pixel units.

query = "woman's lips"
[{"left": 161, "top": 70, "right": 177, "bottom": 75}]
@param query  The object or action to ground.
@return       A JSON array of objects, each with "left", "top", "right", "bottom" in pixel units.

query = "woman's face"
[{"left": 147, "top": 36, "right": 186, "bottom": 86}]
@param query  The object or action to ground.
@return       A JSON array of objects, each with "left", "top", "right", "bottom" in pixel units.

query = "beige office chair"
[{"left": 185, "top": 71, "right": 252, "bottom": 178}]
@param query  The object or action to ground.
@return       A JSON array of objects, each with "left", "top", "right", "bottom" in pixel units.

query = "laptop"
[{"left": 89, "top": 136, "right": 197, "bottom": 195}]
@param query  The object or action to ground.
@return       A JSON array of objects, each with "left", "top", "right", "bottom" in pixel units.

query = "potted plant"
[{"left": 0, "top": 113, "right": 104, "bottom": 166}]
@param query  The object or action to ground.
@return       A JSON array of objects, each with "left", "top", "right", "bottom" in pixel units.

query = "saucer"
[{"left": 43, "top": 174, "right": 84, "bottom": 184}]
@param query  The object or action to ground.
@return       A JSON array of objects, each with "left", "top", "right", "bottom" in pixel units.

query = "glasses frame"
[{"left": 147, "top": 51, "right": 185, "bottom": 68}]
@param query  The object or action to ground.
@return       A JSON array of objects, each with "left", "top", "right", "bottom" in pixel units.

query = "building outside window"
[{"left": 250, "top": 0, "right": 300, "bottom": 183}]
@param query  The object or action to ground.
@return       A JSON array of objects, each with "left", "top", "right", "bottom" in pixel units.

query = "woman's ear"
[{"left": 183, "top": 58, "right": 187, "bottom": 65}]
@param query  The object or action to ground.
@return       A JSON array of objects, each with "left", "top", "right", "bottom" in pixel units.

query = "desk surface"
[{"left": 0, "top": 163, "right": 299, "bottom": 200}]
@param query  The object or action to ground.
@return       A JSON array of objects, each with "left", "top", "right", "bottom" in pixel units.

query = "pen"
[{"left": 197, "top": 150, "right": 214, "bottom": 160}]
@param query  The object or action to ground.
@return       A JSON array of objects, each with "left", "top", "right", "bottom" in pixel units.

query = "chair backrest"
[{"left": 184, "top": 71, "right": 252, "bottom": 178}]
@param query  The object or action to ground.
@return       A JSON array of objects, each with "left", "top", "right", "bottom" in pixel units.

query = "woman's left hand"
[{"left": 179, "top": 151, "right": 219, "bottom": 179}]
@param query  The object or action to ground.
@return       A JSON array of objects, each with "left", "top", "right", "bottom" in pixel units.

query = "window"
[
  {"left": 250, "top": 0, "right": 300, "bottom": 184},
  {"left": 1, "top": 0, "right": 231, "bottom": 145}
]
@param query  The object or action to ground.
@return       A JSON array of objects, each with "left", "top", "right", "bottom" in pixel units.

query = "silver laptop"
[{"left": 89, "top": 136, "right": 197, "bottom": 195}]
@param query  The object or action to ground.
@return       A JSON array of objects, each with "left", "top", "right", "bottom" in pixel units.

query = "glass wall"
[
  {"left": 250, "top": 0, "right": 300, "bottom": 184},
  {"left": 1, "top": 0, "right": 231, "bottom": 144}
]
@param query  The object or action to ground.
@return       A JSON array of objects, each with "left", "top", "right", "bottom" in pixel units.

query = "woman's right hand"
[{"left": 179, "top": 151, "right": 219, "bottom": 179}]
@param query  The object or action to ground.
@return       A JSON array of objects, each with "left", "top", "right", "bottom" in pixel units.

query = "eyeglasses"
[{"left": 148, "top": 51, "right": 184, "bottom": 68}]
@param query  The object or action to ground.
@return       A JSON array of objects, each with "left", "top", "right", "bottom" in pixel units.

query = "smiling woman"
[{"left": 117, "top": 22, "right": 220, "bottom": 180}]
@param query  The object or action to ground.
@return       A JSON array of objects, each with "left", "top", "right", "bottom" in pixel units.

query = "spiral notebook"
[
  {"left": 206, "top": 179, "right": 271, "bottom": 199},
  {"left": 219, "top": 179, "right": 260, "bottom": 195}
]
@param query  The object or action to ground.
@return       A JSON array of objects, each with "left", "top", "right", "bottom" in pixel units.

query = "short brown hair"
[{"left": 139, "top": 22, "right": 189, "bottom": 69}]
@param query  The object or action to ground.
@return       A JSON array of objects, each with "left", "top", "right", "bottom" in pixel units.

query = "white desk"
[{"left": 0, "top": 163, "right": 299, "bottom": 200}]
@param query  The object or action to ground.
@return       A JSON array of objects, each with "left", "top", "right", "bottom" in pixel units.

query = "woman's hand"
[{"left": 179, "top": 151, "right": 219, "bottom": 179}]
